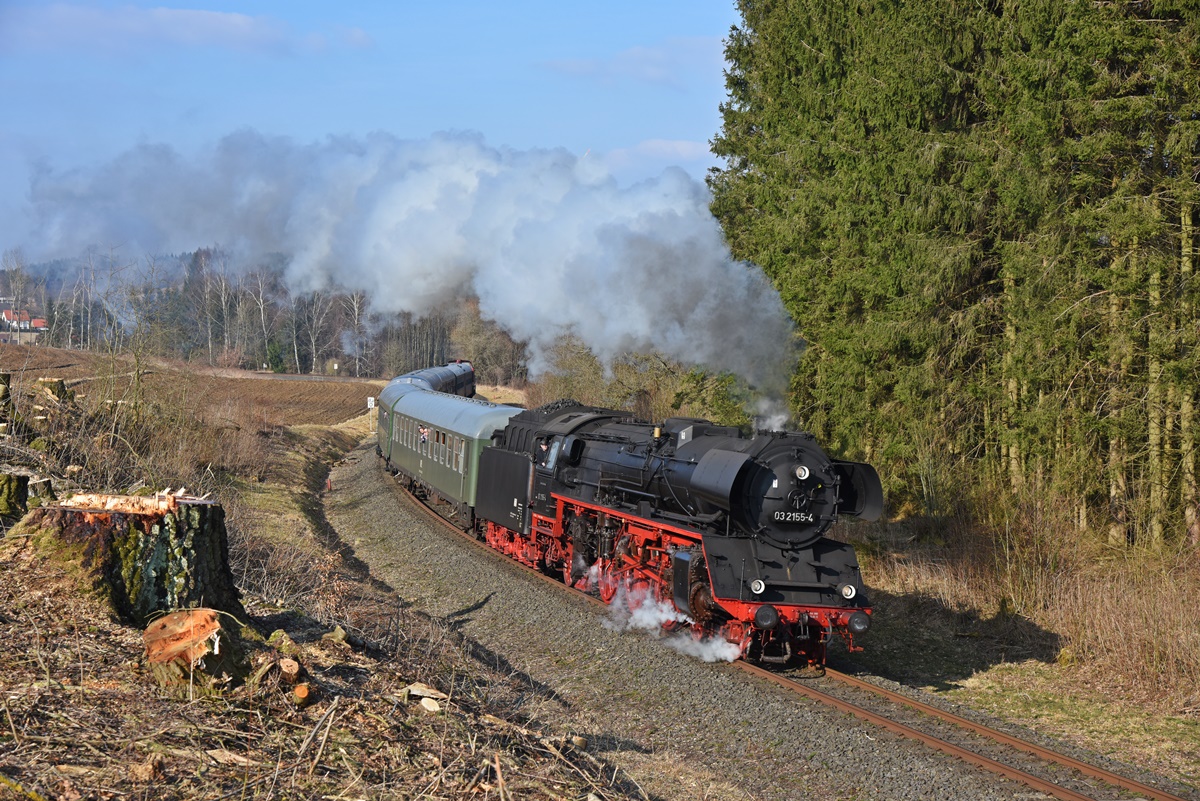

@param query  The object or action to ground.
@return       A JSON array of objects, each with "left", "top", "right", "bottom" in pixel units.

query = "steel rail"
[
  {"left": 740, "top": 662, "right": 1098, "bottom": 801},
  {"left": 385, "top": 474, "right": 1193, "bottom": 801},
  {"left": 822, "top": 668, "right": 1189, "bottom": 801}
]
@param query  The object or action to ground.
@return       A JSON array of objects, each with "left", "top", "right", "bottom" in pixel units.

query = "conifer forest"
[{"left": 710, "top": 0, "right": 1200, "bottom": 548}]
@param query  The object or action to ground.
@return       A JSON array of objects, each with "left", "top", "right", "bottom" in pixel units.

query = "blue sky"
[{"left": 0, "top": 1, "right": 742, "bottom": 253}]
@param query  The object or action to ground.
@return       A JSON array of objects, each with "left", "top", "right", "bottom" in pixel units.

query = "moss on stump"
[
  {"left": 0, "top": 474, "right": 29, "bottom": 519},
  {"left": 10, "top": 493, "right": 246, "bottom": 627}
]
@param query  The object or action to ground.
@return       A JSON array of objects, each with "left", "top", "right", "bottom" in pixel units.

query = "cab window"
[{"left": 544, "top": 439, "right": 561, "bottom": 471}]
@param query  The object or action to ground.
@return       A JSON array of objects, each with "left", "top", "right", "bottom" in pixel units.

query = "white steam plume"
[
  {"left": 25, "top": 130, "right": 797, "bottom": 390},
  {"left": 601, "top": 583, "right": 742, "bottom": 663}
]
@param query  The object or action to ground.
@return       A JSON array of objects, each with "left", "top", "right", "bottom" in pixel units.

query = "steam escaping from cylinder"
[
  {"left": 602, "top": 583, "right": 742, "bottom": 663},
  {"left": 21, "top": 130, "right": 797, "bottom": 394}
]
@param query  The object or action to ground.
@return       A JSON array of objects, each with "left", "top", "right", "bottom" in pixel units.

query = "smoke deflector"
[
  {"left": 689, "top": 449, "right": 753, "bottom": 513},
  {"left": 831, "top": 461, "right": 884, "bottom": 521}
]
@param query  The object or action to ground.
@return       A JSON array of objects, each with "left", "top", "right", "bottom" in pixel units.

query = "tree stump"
[
  {"left": 143, "top": 608, "right": 248, "bottom": 694},
  {"left": 8, "top": 492, "right": 246, "bottom": 626},
  {"left": 277, "top": 657, "right": 303, "bottom": 684},
  {"left": 0, "top": 372, "right": 11, "bottom": 420},
  {"left": 0, "top": 474, "right": 28, "bottom": 519},
  {"left": 28, "top": 477, "right": 55, "bottom": 502},
  {"left": 34, "top": 377, "right": 69, "bottom": 402}
]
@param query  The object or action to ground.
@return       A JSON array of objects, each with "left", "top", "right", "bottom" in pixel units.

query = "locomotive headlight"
[
  {"left": 750, "top": 579, "right": 766, "bottom": 595},
  {"left": 837, "top": 582, "right": 857, "bottom": 600},
  {"left": 754, "top": 604, "right": 780, "bottom": 630},
  {"left": 794, "top": 465, "right": 810, "bottom": 481}
]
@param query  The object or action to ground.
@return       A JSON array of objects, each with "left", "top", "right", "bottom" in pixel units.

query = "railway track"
[
  {"left": 750, "top": 664, "right": 1191, "bottom": 801},
  {"left": 389, "top": 476, "right": 1195, "bottom": 801}
]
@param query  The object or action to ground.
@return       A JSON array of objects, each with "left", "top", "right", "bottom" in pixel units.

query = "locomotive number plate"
[{"left": 774, "top": 511, "right": 815, "bottom": 523}]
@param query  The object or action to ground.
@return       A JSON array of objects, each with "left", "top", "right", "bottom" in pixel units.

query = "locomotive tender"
[{"left": 377, "top": 362, "right": 884, "bottom": 667}]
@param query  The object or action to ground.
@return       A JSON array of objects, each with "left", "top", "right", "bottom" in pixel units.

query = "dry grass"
[
  {"left": 0, "top": 343, "right": 383, "bottom": 498},
  {"left": 476, "top": 384, "right": 527, "bottom": 407},
  {"left": 853, "top": 511, "right": 1200, "bottom": 707},
  {"left": 839, "top": 493, "right": 1200, "bottom": 789}
]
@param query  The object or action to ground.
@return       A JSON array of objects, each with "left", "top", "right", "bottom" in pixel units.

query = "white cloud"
[
  {"left": 543, "top": 36, "right": 723, "bottom": 88},
  {"left": 0, "top": 4, "right": 369, "bottom": 55}
]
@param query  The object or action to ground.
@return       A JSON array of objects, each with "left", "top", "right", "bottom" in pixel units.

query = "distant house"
[{"left": 2, "top": 310, "right": 48, "bottom": 332}]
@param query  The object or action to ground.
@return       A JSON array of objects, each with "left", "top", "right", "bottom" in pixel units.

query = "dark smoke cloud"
[{"left": 25, "top": 130, "right": 797, "bottom": 391}]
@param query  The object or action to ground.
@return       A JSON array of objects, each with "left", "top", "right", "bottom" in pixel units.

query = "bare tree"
[
  {"left": 245, "top": 270, "right": 281, "bottom": 370},
  {"left": 206, "top": 253, "right": 239, "bottom": 366},
  {"left": 342, "top": 291, "right": 371, "bottom": 377},
  {"left": 281, "top": 289, "right": 304, "bottom": 374},
  {"left": 302, "top": 290, "right": 338, "bottom": 374},
  {"left": 3, "top": 249, "right": 29, "bottom": 345}
]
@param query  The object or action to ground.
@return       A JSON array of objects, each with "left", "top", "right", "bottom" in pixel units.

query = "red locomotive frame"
[{"left": 483, "top": 493, "right": 870, "bottom": 667}]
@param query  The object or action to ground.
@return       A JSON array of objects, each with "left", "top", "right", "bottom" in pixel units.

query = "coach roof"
[{"left": 390, "top": 390, "right": 521, "bottom": 441}]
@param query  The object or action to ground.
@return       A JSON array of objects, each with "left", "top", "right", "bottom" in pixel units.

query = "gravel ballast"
[{"left": 323, "top": 440, "right": 1107, "bottom": 801}]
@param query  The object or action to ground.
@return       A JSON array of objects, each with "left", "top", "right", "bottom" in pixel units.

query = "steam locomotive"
[{"left": 376, "top": 362, "right": 883, "bottom": 667}]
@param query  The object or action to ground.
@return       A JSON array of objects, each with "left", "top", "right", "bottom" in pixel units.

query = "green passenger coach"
[{"left": 377, "top": 368, "right": 520, "bottom": 521}]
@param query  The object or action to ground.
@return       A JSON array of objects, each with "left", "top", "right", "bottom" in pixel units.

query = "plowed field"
[{"left": 0, "top": 343, "right": 385, "bottom": 426}]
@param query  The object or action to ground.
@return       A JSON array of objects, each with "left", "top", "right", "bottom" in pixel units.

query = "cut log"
[
  {"left": 143, "top": 608, "right": 248, "bottom": 694},
  {"left": 292, "top": 682, "right": 315, "bottom": 708},
  {"left": 7, "top": 492, "right": 245, "bottom": 625},
  {"left": 278, "top": 657, "right": 303, "bottom": 684}
]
